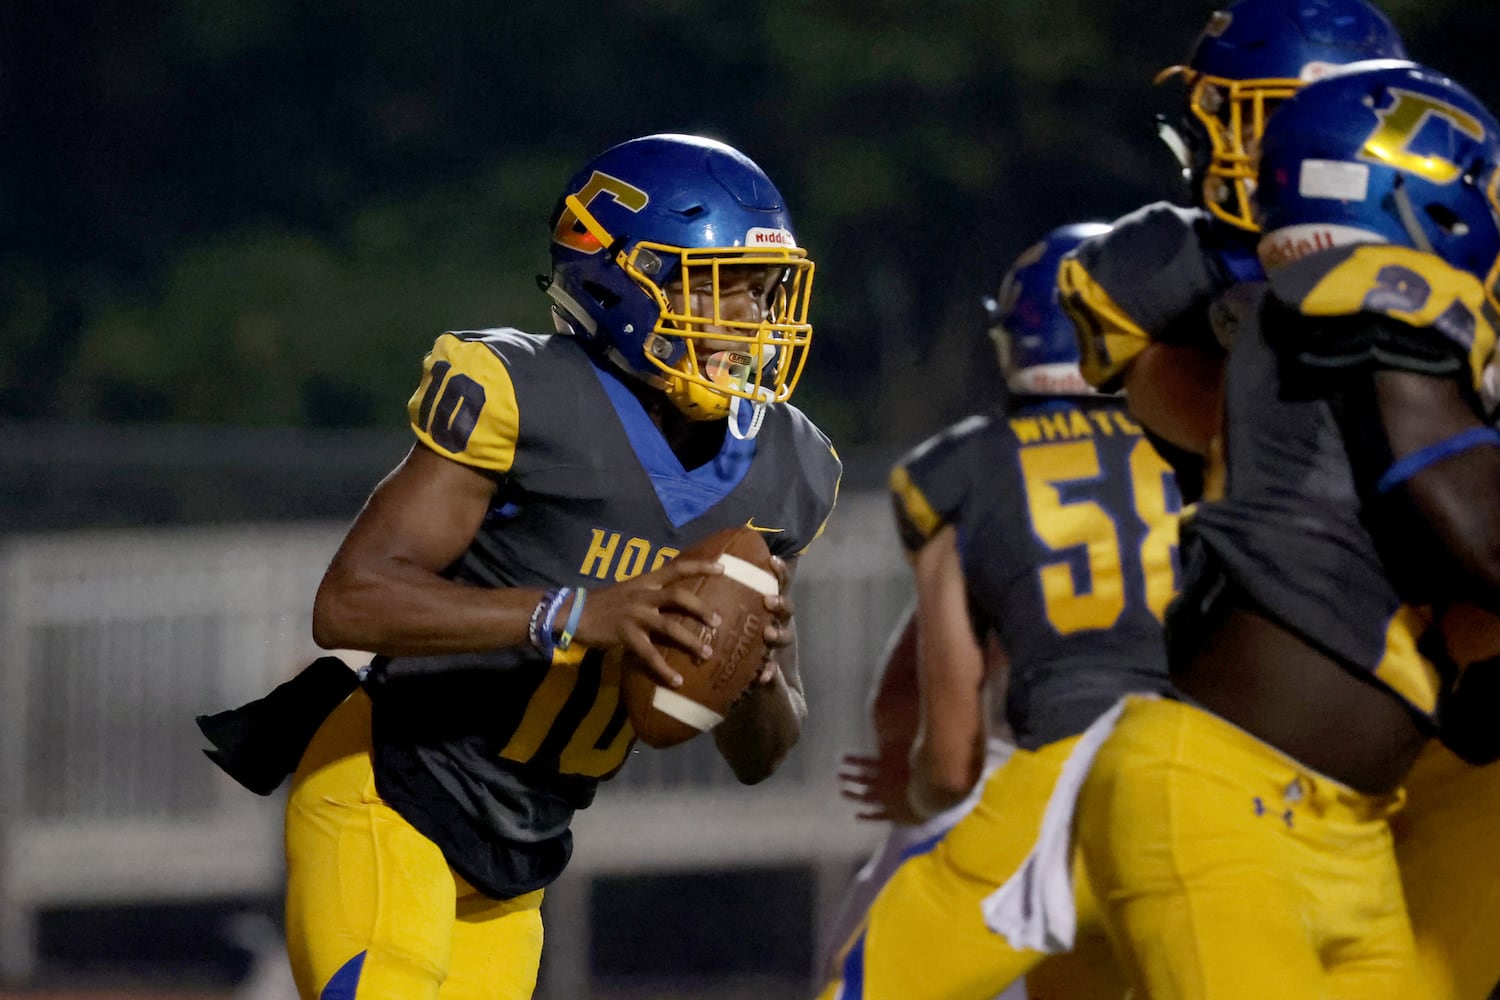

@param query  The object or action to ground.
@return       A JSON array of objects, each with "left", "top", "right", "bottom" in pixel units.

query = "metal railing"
[{"left": 0, "top": 492, "right": 908, "bottom": 991}]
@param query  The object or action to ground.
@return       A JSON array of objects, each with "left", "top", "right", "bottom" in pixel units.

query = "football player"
[
  {"left": 1073, "top": 61, "right": 1500, "bottom": 997},
  {"left": 1062, "top": 0, "right": 1406, "bottom": 460},
  {"left": 199, "top": 133, "right": 841, "bottom": 999},
  {"left": 1062, "top": 3, "right": 1500, "bottom": 996},
  {"left": 817, "top": 224, "right": 1181, "bottom": 1000}
]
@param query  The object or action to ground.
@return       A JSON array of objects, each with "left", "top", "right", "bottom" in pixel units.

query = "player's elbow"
[
  {"left": 718, "top": 699, "right": 803, "bottom": 784},
  {"left": 911, "top": 744, "right": 980, "bottom": 814},
  {"left": 728, "top": 750, "right": 782, "bottom": 786},
  {"left": 919, "top": 770, "right": 974, "bottom": 814},
  {"left": 311, "top": 585, "right": 353, "bottom": 650},
  {"left": 722, "top": 727, "right": 796, "bottom": 784},
  {"left": 311, "top": 566, "right": 381, "bottom": 650}
]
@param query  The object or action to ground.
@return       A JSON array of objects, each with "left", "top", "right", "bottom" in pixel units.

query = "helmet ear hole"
[{"left": 1426, "top": 203, "right": 1470, "bottom": 237}]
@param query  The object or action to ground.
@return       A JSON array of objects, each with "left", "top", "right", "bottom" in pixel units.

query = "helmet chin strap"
[
  {"left": 1155, "top": 117, "right": 1193, "bottom": 176},
  {"left": 1392, "top": 177, "right": 1436, "bottom": 254},
  {"left": 544, "top": 282, "right": 599, "bottom": 335},
  {"left": 727, "top": 388, "right": 773, "bottom": 441}
]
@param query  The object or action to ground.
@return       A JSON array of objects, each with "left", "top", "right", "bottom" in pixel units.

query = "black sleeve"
[{"left": 1264, "top": 299, "right": 1473, "bottom": 381}]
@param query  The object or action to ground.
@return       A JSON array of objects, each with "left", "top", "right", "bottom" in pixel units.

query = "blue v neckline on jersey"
[{"left": 591, "top": 363, "right": 758, "bottom": 528}]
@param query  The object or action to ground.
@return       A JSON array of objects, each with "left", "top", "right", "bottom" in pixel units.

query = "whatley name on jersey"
[{"left": 1009, "top": 407, "right": 1147, "bottom": 446}]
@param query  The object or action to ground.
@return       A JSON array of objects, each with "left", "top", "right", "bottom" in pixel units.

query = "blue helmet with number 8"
[
  {"left": 1255, "top": 60, "right": 1500, "bottom": 306},
  {"left": 543, "top": 134, "right": 815, "bottom": 425}
]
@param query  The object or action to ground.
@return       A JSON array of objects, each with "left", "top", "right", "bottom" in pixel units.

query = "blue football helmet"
[
  {"left": 1157, "top": 0, "right": 1407, "bottom": 232},
  {"left": 984, "top": 222, "right": 1111, "bottom": 396},
  {"left": 544, "top": 133, "right": 814, "bottom": 427},
  {"left": 1255, "top": 60, "right": 1500, "bottom": 305}
]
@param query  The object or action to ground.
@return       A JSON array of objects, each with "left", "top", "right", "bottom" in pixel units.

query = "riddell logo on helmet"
[
  {"left": 746, "top": 227, "right": 795, "bottom": 246},
  {"left": 1257, "top": 224, "right": 1386, "bottom": 270}
]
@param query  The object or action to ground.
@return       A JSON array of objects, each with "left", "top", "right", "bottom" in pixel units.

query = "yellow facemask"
[{"left": 564, "top": 193, "right": 815, "bottom": 422}]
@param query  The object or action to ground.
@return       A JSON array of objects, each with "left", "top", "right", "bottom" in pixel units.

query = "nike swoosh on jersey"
[{"left": 745, "top": 518, "right": 785, "bottom": 533}]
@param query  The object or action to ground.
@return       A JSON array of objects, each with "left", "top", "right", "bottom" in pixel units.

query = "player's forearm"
[
  {"left": 714, "top": 649, "right": 806, "bottom": 784},
  {"left": 1372, "top": 371, "right": 1500, "bottom": 610},
  {"left": 313, "top": 558, "right": 546, "bottom": 656},
  {"left": 906, "top": 727, "right": 983, "bottom": 819}
]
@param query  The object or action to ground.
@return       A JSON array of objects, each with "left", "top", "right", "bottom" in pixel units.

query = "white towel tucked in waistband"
[{"left": 979, "top": 694, "right": 1143, "bottom": 953}]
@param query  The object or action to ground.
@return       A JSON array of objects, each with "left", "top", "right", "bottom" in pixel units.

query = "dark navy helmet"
[
  {"left": 984, "top": 222, "right": 1111, "bottom": 396},
  {"left": 544, "top": 134, "right": 814, "bottom": 424},
  {"left": 1157, "top": 0, "right": 1407, "bottom": 231},
  {"left": 1255, "top": 60, "right": 1500, "bottom": 301}
]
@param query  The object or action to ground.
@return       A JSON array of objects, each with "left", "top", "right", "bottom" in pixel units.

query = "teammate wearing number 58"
[
  {"left": 820, "top": 225, "right": 1181, "bottom": 1000},
  {"left": 197, "top": 133, "right": 840, "bottom": 1000}
]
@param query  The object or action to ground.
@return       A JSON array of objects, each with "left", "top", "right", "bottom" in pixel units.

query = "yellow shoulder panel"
[
  {"left": 1295, "top": 246, "right": 1498, "bottom": 395},
  {"left": 1058, "top": 255, "right": 1152, "bottom": 391},
  {"left": 405, "top": 332, "right": 522, "bottom": 474},
  {"left": 888, "top": 464, "right": 941, "bottom": 545},
  {"left": 795, "top": 452, "right": 843, "bottom": 557}
]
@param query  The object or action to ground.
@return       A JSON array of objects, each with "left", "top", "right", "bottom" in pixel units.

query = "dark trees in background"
[{"left": 0, "top": 0, "right": 1483, "bottom": 448}]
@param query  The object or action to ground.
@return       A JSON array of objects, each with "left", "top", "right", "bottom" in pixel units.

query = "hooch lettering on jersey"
[
  {"left": 1009, "top": 408, "right": 1141, "bottom": 445},
  {"left": 578, "top": 529, "right": 681, "bottom": 581}
]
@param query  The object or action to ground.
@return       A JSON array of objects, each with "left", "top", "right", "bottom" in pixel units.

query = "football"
[
  {"left": 1125, "top": 342, "right": 1224, "bottom": 456},
  {"left": 621, "top": 526, "right": 779, "bottom": 749}
]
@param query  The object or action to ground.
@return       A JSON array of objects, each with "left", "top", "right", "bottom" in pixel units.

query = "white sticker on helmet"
[
  {"left": 1298, "top": 160, "right": 1371, "bottom": 201},
  {"left": 1298, "top": 61, "right": 1340, "bottom": 83},
  {"left": 745, "top": 227, "right": 796, "bottom": 247},
  {"left": 1257, "top": 223, "right": 1387, "bottom": 270},
  {"left": 1009, "top": 363, "right": 1095, "bottom": 397}
]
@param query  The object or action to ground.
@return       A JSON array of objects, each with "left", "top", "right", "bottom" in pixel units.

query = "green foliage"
[
  {"left": 5, "top": 0, "right": 1487, "bottom": 445},
  {"left": 66, "top": 160, "right": 564, "bottom": 427}
]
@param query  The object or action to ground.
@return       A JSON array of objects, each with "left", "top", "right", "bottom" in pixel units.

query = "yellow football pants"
[
  {"left": 819, "top": 735, "right": 1128, "bottom": 1000},
  {"left": 1395, "top": 741, "right": 1500, "bottom": 1000},
  {"left": 1078, "top": 696, "right": 1428, "bottom": 1000},
  {"left": 284, "top": 690, "right": 544, "bottom": 1000}
]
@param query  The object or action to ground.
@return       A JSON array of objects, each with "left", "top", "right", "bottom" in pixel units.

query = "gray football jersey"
[
  {"left": 890, "top": 397, "right": 1180, "bottom": 749},
  {"left": 364, "top": 329, "right": 841, "bottom": 898}
]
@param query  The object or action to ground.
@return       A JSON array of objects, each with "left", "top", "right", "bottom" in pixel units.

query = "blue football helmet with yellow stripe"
[
  {"left": 1255, "top": 60, "right": 1500, "bottom": 301},
  {"left": 984, "top": 222, "right": 1111, "bottom": 396},
  {"left": 1158, "top": 0, "right": 1407, "bottom": 232},
  {"left": 544, "top": 134, "right": 815, "bottom": 427}
]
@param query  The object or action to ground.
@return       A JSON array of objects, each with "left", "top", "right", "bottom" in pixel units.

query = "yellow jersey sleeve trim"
[
  {"left": 1373, "top": 604, "right": 1440, "bottom": 718},
  {"left": 1058, "top": 255, "right": 1153, "bottom": 391},
  {"left": 794, "top": 446, "right": 843, "bottom": 557},
  {"left": 406, "top": 332, "right": 522, "bottom": 474},
  {"left": 1297, "top": 246, "right": 1499, "bottom": 396},
  {"left": 888, "top": 464, "right": 942, "bottom": 545}
]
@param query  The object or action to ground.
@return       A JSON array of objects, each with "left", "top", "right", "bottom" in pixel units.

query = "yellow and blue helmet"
[
  {"left": 1157, "top": 0, "right": 1407, "bottom": 232},
  {"left": 543, "top": 133, "right": 814, "bottom": 426},
  {"left": 1255, "top": 60, "right": 1500, "bottom": 304},
  {"left": 984, "top": 222, "right": 1111, "bottom": 396}
]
